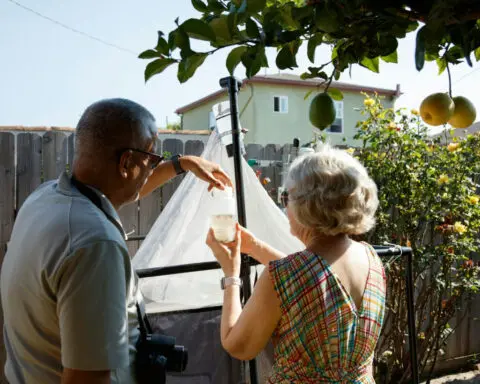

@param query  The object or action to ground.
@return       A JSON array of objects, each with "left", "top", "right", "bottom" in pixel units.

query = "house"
[
  {"left": 430, "top": 121, "right": 480, "bottom": 144},
  {"left": 175, "top": 74, "right": 401, "bottom": 146}
]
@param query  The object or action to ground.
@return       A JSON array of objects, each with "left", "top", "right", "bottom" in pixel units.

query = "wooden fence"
[{"left": 0, "top": 129, "right": 479, "bottom": 380}]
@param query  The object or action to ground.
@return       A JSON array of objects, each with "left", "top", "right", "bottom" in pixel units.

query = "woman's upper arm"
[
  {"left": 223, "top": 269, "right": 282, "bottom": 360},
  {"left": 61, "top": 368, "right": 110, "bottom": 384}
]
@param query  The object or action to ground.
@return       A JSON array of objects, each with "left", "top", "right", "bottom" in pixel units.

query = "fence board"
[
  {"left": 139, "top": 140, "right": 163, "bottom": 238},
  {"left": 67, "top": 133, "right": 75, "bottom": 169},
  {"left": 185, "top": 140, "right": 205, "bottom": 156},
  {"left": 119, "top": 202, "right": 139, "bottom": 258},
  {"left": 16, "top": 133, "right": 42, "bottom": 209},
  {"left": 162, "top": 140, "right": 185, "bottom": 207},
  {"left": 245, "top": 144, "right": 264, "bottom": 160},
  {"left": 0, "top": 132, "right": 15, "bottom": 247},
  {"left": 0, "top": 132, "right": 14, "bottom": 384},
  {"left": 42, "top": 132, "right": 68, "bottom": 181},
  {"left": 264, "top": 144, "right": 282, "bottom": 161}
]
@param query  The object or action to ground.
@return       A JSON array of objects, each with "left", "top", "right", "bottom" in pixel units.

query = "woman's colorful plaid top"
[{"left": 267, "top": 243, "right": 386, "bottom": 383}]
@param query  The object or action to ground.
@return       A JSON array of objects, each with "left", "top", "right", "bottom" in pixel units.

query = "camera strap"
[
  {"left": 136, "top": 291, "right": 153, "bottom": 338},
  {"left": 70, "top": 175, "right": 154, "bottom": 338}
]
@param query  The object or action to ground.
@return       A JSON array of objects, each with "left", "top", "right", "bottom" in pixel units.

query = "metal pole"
[
  {"left": 405, "top": 250, "right": 419, "bottom": 383},
  {"left": 220, "top": 76, "right": 259, "bottom": 384}
]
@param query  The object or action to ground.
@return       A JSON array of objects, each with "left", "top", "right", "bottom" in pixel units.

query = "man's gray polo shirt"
[{"left": 0, "top": 172, "right": 140, "bottom": 383}]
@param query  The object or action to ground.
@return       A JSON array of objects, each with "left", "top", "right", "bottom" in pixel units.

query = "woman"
[{"left": 206, "top": 145, "right": 386, "bottom": 383}]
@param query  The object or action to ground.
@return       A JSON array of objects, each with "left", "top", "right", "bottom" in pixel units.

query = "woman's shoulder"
[
  {"left": 269, "top": 249, "right": 310, "bottom": 269},
  {"left": 359, "top": 241, "right": 386, "bottom": 279}
]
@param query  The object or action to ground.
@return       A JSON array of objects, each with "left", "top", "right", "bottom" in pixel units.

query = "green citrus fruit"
[{"left": 309, "top": 93, "right": 336, "bottom": 130}]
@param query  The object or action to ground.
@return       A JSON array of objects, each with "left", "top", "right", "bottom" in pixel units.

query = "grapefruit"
[
  {"left": 419, "top": 93, "right": 455, "bottom": 126},
  {"left": 448, "top": 96, "right": 476, "bottom": 129},
  {"left": 309, "top": 93, "right": 336, "bottom": 130}
]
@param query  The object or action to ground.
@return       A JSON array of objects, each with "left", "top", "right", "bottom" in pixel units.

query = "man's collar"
[{"left": 57, "top": 172, "right": 128, "bottom": 240}]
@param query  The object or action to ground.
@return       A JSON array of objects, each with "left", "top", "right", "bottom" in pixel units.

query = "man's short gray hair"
[{"left": 285, "top": 144, "right": 378, "bottom": 236}]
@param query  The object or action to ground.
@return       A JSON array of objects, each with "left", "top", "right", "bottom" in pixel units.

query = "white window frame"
[
  {"left": 208, "top": 111, "right": 216, "bottom": 130},
  {"left": 273, "top": 95, "right": 288, "bottom": 114},
  {"left": 325, "top": 101, "right": 344, "bottom": 134}
]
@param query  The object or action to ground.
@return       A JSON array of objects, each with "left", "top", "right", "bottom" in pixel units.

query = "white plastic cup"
[{"left": 210, "top": 187, "right": 237, "bottom": 243}]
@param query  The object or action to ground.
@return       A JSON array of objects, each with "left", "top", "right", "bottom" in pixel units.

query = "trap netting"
[
  {"left": 132, "top": 100, "right": 303, "bottom": 314},
  {"left": 131, "top": 100, "right": 303, "bottom": 383}
]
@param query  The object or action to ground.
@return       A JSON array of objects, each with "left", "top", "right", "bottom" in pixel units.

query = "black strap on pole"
[
  {"left": 405, "top": 249, "right": 419, "bottom": 384},
  {"left": 220, "top": 76, "right": 259, "bottom": 384}
]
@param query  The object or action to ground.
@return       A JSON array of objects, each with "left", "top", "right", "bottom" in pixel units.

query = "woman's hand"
[
  {"left": 206, "top": 224, "right": 241, "bottom": 277},
  {"left": 238, "top": 225, "right": 258, "bottom": 255}
]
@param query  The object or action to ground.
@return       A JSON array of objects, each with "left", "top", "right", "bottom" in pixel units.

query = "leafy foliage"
[
  {"left": 140, "top": 0, "right": 480, "bottom": 96},
  {"left": 351, "top": 95, "right": 480, "bottom": 383}
]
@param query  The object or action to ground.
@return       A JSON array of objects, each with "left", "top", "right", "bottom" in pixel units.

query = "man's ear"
[{"left": 118, "top": 150, "right": 133, "bottom": 179}]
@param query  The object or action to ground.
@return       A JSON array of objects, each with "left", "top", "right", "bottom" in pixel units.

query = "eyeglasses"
[
  {"left": 280, "top": 190, "right": 289, "bottom": 208},
  {"left": 120, "top": 148, "right": 164, "bottom": 169}
]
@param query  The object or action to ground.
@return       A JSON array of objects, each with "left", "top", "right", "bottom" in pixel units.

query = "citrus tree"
[
  {"left": 140, "top": 0, "right": 480, "bottom": 88},
  {"left": 351, "top": 95, "right": 480, "bottom": 383}
]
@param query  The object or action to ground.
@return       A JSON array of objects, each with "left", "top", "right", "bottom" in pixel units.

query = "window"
[
  {"left": 208, "top": 111, "right": 216, "bottom": 130},
  {"left": 273, "top": 96, "right": 288, "bottom": 113},
  {"left": 326, "top": 101, "right": 344, "bottom": 133}
]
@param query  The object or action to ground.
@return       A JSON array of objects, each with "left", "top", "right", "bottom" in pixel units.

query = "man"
[{"left": 0, "top": 98, "right": 231, "bottom": 384}]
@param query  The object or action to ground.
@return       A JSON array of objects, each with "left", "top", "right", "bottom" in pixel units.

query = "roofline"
[
  {"left": 0, "top": 126, "right": 210, "bottom": 136},
  {"left": 175, "top": 76, "right": 401, "bottom": 114}
]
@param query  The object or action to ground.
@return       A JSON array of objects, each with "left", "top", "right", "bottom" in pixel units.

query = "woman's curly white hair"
[{"left": 285, "top": 144, "right": 378, "bottom": 236}]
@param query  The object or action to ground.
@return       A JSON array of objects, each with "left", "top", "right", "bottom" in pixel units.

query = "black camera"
[
  {"left": 135, "top": 333, "right": 188, "bottom": 384},
  {"left": 135, "top": 302, "right": 188, "bottom": 384}
]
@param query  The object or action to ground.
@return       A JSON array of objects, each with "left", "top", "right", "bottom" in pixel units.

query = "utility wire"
[
  {"left": 453, "top": 65, "right": 480, "bottom": 85},
  {"left": 6, "top": 0, "right": 137, "bottom": 56}
]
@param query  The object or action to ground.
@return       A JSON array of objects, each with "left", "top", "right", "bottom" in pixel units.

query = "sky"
[{"left": 1, "top": 0, "right": 480, "bottom": 134}]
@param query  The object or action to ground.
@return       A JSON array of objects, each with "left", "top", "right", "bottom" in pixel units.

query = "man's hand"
[
  {"left": 180, "top": 155, "right": 232, "bottom": 192},
  {"left": 139, "top": 155, "right": 232, "bottom": 199}
]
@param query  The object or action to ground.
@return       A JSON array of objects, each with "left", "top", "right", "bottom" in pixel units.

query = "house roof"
[
  {"left": 430, "top": 121, "right": 480, "bottom": 143},
  {"left": 175, "top": 73, "right": 402, "bottom": 114}
]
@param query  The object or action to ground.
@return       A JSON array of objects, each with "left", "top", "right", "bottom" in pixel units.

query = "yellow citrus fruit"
[
  {"left": 419, "top": 93, "right": 455, "bottom": 126},
  {"left": 309, "top": 93, "right": 336, "bottom": 130},
  {"left": 448, "top": 96, "right": 477, "bottom": 129}
]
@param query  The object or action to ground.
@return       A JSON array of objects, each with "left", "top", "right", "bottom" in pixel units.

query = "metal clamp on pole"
[{"left": 219, "top": 75, "right": 259, "bottom": 384}]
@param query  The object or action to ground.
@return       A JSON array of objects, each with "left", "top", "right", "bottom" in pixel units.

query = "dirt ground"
[{"left": 424, "top": 370, "right": 480, "bottom": 383}]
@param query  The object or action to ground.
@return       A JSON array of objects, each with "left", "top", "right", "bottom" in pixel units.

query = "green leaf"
[
  {"left": 415, "top": 26, "right": 426, "bottom": 71},
  {"left": 436, "top": 57, "right": 447, "bottom": 75},
  {"left": 138, "top": 49, "right": 162, "bottom": 59},
  {"left": 304, "top": 89, "right": 314, "bottom": 100},
  {"left": 191, "top": 0, "right": 208, "bottom": 12},
  {"left": 328, "top": 88, "right": 344, "bottom": 101},
  {"left": 208, "top": 16, "right": 233, "bottom": 44},
  {"left": 247, "top": 0, "right": 266, "bottom": 13},
  {"left": 276, "top": 41, "right": 300, "bottom": 70},
  {"left": 301, "top": 67, "right": 328, "bottom": 80},
  {"left": 155, "top": 32, "right": 169, "bottom": 55},
  {"left": 207, "top": 0, "right": 226, "bottom": 13},
  {"left": 168, "top": 28, "right": 191, "bottom": 53},
  {"left": 177, "top": 53, "right": 208, "bottom": 83},
  {"left": 181, "top": 18, "right": 216, "bottom": 41},
  {"left": 241, "top": 46, "right": 267, "bottom": 77},
  {"left": 307, "top": 33, "right": 322, "bottom": 63},
  {"left": 145, "top": 58, "right": 177, "bottom": 82},
  {"left": 360, "top": 56, "right": 379, "bottom": 73},
  {"left": 381, "top": 50, "right": 398, "bottom": 63},
  {"left": 226, "top": 46, "right": 247, "bottom": 75},
  {"left": 246, "top": 18, "right": 260, "bottom": 38},
  {"left": 475, "top": 47, "right": 480, "bottom": 62}
]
